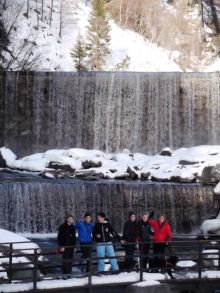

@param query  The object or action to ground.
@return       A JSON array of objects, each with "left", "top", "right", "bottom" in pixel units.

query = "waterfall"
[
  {"left": 0, "top": 174, "right": 216, "bottom": 234},
  {"left": 1, "top": 72, "right": 220, "bottom": 156},
  {"left": 0, "top": 71, "right": 219, "bottom": 234}
]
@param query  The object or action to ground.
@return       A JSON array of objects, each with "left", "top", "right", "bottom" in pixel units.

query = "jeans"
[{"left": 96, "top": 242, "right": 119, "bottom": 272}]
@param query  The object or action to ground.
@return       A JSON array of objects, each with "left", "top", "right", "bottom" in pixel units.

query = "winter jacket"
[
  {"left": 75, "top": 221, "right": 94, "bottom": 243},
  {"left": 148, "top": 219, "right": 172, "bottom": 242},
  {"left": 57, "top": 222, "right": 76, "bottom": 247},
  {"left": 138, "top": 220, "right": 152, "bottom": 242},
  {"left": 92, "top": 221, "right": 121, "bottom": 243},
  {"left": 122, "top": 220, "right": 139, "bottom": 242}
]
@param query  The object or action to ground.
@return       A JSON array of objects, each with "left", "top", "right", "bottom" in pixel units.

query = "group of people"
[{"left": 57, "top": 210, "right": 172, "bottom": 276}]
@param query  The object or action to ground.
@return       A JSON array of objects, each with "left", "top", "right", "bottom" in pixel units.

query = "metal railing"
[{"left": 0, "top": 237, "right": 220, "bottom": 292}]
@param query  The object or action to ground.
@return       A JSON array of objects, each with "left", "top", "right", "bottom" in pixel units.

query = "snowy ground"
[
  {"left": 0, "top": 228, "right": 220, "bottom": 292},
  {"left": 0, "top": 272, "right": 165, "bottom": 292}
]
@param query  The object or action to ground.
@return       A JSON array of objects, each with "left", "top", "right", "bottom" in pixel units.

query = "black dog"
[{"left": 149, "top": 255, "right": 178, "bottom": 279}]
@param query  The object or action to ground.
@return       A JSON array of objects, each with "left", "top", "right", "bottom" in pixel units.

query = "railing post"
[
  {"left": 139, "top": 242, "right": 143, "bottom": 282},
  {"left": 33, "top": 248, "right": 38, "bottom": 292},
  {"left": 198, "top": 241, "right": 202, "bottom": 279},
  {"left": 218, "top": 240, "right": 220, "bottom": 271},
  {"left": 88, "top": 245, "right": 92, "bottom": 293},
  {"left": 8, "top": 243, "right": 13, "bottom": 283}
]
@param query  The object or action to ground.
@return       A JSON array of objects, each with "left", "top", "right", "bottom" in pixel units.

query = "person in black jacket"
[
  {"left": 57, "top": 215, "right": 76, "bottom": 275},
  {"left": 122, "top": 211, "right": 139, "bottom": 270},
  {"left": 138, "top": 212, "right": 153, "bottom": 269},
  {"left": 93, "top": 212, "right": 121, "bottom": 275}
]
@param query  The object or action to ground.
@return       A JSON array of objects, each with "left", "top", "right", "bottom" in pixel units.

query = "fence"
[{"left": 0, "top": 237, "right": 220, "bottom": 292}]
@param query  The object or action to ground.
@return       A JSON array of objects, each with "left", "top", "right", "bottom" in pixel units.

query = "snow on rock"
[
  {"left": 0, "top": 147, "right": 17, "bottom": 167},
  {"left": 214, "top": 182, "right": 220, "bottom": 195},
  {"left": 45, "top": 149, "right": 82, "bottom": 171},
  {"left": 67, "top": 148, "right": 106, "bottom": 159},
  {"left": 200, "top": 219, "right": 220, "bottom": 239},
  {"left": 3, "top": 145, "right": 220, "bottom": 186},
  {"left": 11, "top": 158, "right": 48, "bottom": 172}
]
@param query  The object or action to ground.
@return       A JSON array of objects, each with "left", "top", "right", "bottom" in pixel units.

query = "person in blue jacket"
[{"left": 75, "top": 212, "right": 94, "bottom": 272}]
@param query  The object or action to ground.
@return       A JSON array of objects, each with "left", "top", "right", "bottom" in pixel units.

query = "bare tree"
[
  {"left": 49, "top": 0, "right": 54, "bottom": 25},
  {"left": 59, "top": 0, "right": 62, "bottom": 37},
  {"left": 24, "top": 0, "right": 30, "bottom": 18},
  {"left": 35, "top": 0, "right": 40, "bottom": 30},
  {"left": 41, "top": 0, "right": 44, "bottom": 21},
  {"left": 1, "top": 2, "right": 40, "bottom": 70},
  {"left": 3, "top": 0, "right": 7, "bottom": 10}
]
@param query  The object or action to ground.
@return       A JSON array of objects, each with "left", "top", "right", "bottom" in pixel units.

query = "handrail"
[
  {"left": 0, "top": 234, "right": 215, "bottom": 246},
  {"left": 0, "top": 239, "right": 219, "bottom": 292}
]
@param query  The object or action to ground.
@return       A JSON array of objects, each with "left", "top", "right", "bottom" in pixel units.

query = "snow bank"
[{"left": 0, "top": 229, "right": 39, "bottom": 253}]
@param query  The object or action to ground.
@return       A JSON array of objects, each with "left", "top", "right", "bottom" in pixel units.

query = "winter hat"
[{"left": 97, "top": 212, "right": 106, "bottom": 219}]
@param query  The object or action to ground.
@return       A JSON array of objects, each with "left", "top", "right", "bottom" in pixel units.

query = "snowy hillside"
[
  {"left": 2, "top": 0, "right": 220, "bottom": 71},
  {"left": 2, "top": 0, "right": 181, "bottom": 71}
]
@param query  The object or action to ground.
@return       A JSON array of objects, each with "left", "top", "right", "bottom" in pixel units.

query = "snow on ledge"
[{"left": 2, "top": 145, "right": 220, "bottom": 185}]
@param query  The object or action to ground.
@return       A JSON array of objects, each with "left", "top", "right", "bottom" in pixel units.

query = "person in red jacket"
[{"left": 148, "top": 214, "right": 172, "bottom": 263}]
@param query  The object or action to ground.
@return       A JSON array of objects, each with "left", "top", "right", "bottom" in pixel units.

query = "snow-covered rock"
[
  {"left": 200, "top": 219, "right": 220, "bottom": 239},
  {"left": 0, "top": 147, "right": 17, "bottom": 167},
  {"left": 214, "top": 182, "right": 220, "bottom": 195},
  {"left": 2, "top": 145, "right": 220, "bottom": 186}
]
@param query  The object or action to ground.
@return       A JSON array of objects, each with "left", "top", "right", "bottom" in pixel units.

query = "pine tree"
[
  {"left": 86, "top": 0, "right": 111, "bottom": 71},
  {"left": 71, "top": 35, "right": 88, "bottom": 71}
]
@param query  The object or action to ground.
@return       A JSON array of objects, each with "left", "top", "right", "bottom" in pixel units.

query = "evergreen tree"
[
  {"left": 71, "top": 35, "right": 88, "bottom": 71},
  {"left": 86, "top": 0, "right": 111, "bottom": 71}
]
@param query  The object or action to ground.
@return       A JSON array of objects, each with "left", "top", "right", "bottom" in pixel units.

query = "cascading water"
[
  {"left": 0, "top": 71, "right": 220, "bottom": 234},
  {"left": 0, "top": 173, "right": 216, "bottom": 234},
  {"left": 1, "top": 72, "right": 220, "bottom": 156}
]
